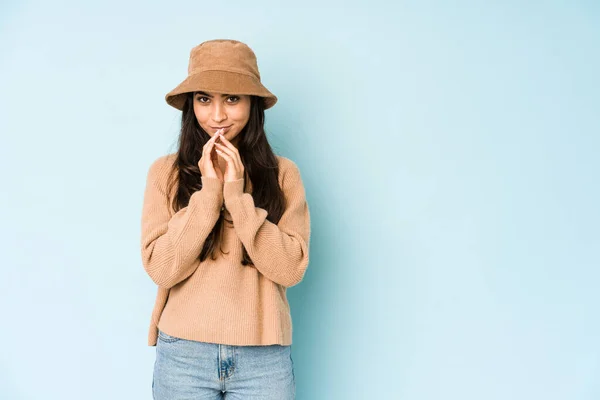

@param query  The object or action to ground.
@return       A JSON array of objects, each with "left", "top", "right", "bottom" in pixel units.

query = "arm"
[
  {"left": 223, "top": 160, "right": 311, "bottom": 287},
  {"left": 140, "top": 157, "right": 224, "bottom": 289}
]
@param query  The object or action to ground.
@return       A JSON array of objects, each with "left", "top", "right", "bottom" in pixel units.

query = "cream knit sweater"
[{"left": 140, "top": 153, "right": 310, "bottom": 346}]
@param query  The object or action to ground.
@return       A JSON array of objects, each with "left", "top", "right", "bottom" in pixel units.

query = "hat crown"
[
  {"left": 188, "top": 39, "right": 261, "bottom": 80},
  {"left": 165, "top": 38, "right": 277, "bottom": 111}
]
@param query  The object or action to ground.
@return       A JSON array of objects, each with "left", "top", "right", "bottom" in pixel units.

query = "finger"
[
  {"left": 216, "top": 134, "right": 237, "bottom": 152},
  {"left": 202, "top": 131, "right": 217, "bottom": 159},
  {"left": 214, "top": 142, "right": 237, "bottom": 168},
  {"left": 207, "top": 129, "right": 223, "bottom": 147},
  {"left": 216, "top": 149, "right": 235, "bottom": 169},
  {"left": 205, "top": 130, "right": 222, "bottom": 156},
  {"left": 215, "top": 135, "right": 239, "bottom": 165},
  {"left": 214, "top": 141, "right": 233, "bottom": 154},
  {"left": 202, "top": 131, "right": 223, "bottom": 170},
  {"left": 215, "top": 142, "right": 242, "bottom": 172}
]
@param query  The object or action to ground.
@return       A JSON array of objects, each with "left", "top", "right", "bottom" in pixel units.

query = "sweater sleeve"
[
  {"left": 140, "top": 157, "right": 224, "bottom": 289},
  {"left": 222, "top": 160, "right": 311, "bottom": 287}
]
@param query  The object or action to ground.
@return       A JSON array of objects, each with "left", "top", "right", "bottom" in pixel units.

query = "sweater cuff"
[
  {"left": 201, "top": 176, "right": 224, "bottom": 193},
  {"left": 223, "top": 178, "right": 245, "bottom": 206}
]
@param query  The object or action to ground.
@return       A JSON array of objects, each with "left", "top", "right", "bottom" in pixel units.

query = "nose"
[{"left": 211, "top": 102, "right": 227, "bottom": 123}]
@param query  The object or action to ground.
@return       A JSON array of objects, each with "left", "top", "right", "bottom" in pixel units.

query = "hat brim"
[{"left": 165, "top": 70, "right": 277, "bottom": 111}]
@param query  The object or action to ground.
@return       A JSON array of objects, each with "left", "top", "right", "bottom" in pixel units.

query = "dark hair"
[{"left": 164, "top": 92, "right": 286, "bottom": 266}]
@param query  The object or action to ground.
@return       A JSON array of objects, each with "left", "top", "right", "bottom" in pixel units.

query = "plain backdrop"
[{"left": 1, "top": 0, "right": 599, "bottom": 399}]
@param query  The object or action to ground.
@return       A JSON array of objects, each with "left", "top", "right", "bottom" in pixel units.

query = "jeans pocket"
[{"left": 157, "top": 329, "right": 182, "bottom": 343}]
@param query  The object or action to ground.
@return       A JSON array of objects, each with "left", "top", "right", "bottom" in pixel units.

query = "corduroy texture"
[
  {"left": 140, "top": 153, "right": 310, "bottom": 346},
  {"left": 165, "top": 39, "right": 278, "bottom": 111}
]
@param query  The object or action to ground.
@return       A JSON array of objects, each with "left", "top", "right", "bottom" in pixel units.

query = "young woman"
[{"left": 140, "top": 39, "right": 310, "bottom": 399}]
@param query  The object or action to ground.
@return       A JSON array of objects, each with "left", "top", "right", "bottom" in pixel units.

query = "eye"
[
  {"left": 227, "top": 96, "right": 240, "bottom": 103},
  {"left": 196, "top": 96, "right": 209, "bottom": 103}
]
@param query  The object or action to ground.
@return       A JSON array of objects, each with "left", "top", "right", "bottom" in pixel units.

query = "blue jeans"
[{"left": 152, "top": 329, "right": 296, "bottom": 399}]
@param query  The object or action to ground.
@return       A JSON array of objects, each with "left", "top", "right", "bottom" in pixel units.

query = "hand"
[
  {"left": 198, "top": 128, "right": 225, "bottom": 182},
  {"left": 214, "top": 134, "right": 245, "bottom": 183}
]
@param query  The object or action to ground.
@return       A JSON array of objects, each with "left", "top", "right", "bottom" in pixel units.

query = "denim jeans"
[{"left": 152, "top": 329, "right": 296, "bottom": 399}]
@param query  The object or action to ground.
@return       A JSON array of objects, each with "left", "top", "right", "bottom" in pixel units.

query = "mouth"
[{"left": 211, "top": 125, "right": 233, "bottom": 133}]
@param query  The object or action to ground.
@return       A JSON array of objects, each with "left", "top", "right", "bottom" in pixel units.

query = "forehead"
[{"left": 194, "top": 91, "right": 239, "bottom": 97}]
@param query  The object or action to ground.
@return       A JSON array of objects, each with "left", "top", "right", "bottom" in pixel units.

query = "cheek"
[
  {"left": 193, "top": 106, "right": 210, "bottom": 124},
  {"left": 232, "top": 104, "right": 251, "bottom": 121}
]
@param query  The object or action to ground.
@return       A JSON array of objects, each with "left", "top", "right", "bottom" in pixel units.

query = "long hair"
[{"left": 164, "top": 93, "right": 286, "bottom": 266}]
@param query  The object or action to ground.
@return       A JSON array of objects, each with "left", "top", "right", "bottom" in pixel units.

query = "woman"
[{"left": 140, "top": 39, "right": 311, "bottom": 399}]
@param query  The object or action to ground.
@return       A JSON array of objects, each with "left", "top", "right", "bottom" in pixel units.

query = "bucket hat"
[{"left": 165, "top": 39, "right": 277, "bottom": 110}]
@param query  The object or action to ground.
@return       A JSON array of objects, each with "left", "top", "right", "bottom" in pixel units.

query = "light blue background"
[{"left": 1, "top": 0, "right": 598, "bottom": 399}]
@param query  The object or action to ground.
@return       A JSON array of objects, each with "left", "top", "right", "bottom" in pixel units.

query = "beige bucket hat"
[{"left": 165, "top": 39, "right": 278, "bottom": 110}]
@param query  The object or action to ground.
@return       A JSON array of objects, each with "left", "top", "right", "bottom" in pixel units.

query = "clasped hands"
[{"left": 198, "top": 128, "right": 245, "bottom": 184}]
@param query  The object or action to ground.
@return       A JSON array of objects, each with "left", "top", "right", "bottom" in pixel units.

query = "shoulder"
[
  {"left": 146, "top": 153, "right": 178, "bottom": 185},
  {"left": 276, "top": 155, "right": 300, "bottom": 175},
  {"left": 150, "top": 152, "right": 177, "bottom": 170},
  {"left": 275, "top": 154, "right": 290, "bottom": 167},
  {"left": 275, "top": 155, "right": 304, "bottom": 188}
]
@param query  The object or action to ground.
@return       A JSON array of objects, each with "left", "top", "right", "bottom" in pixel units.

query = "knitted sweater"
[{"left": 140, "top": 153, "right": 311, "bottom": 346}]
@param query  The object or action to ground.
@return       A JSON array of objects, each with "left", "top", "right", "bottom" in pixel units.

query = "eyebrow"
[{"left": 195, "top": 91, "right": 233, "bottom": 97}]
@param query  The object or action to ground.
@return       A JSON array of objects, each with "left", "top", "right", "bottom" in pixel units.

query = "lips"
[{"left": 212, "top": 125, "right": 232, "bottom": 133}]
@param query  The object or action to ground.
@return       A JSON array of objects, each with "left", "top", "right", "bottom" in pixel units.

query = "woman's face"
[{"left": 193, "top": 91, "right": 251, "bottom": 147}]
